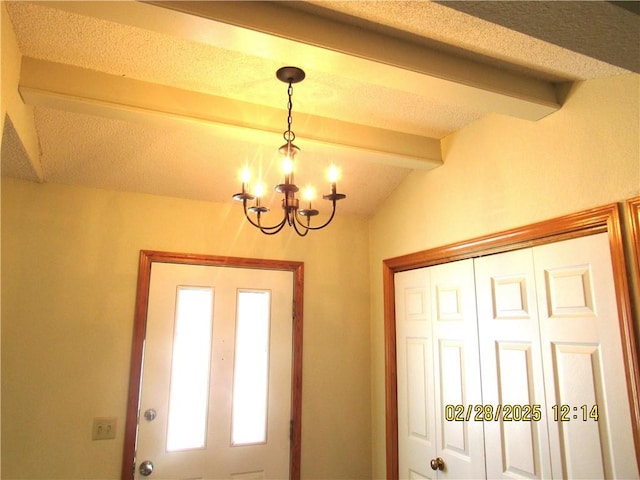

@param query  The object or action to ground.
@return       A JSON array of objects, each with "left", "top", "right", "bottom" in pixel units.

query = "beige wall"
[
  {"left": 0, "top": 3, "right": 29, "bottom": 476},
  {"left": 1, "top": 179, "right": 371, "bottom": 479},
  {"left": 368, "top": 73, "right": 640, "bottom": 477}
]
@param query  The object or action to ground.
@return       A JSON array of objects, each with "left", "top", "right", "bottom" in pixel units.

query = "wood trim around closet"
[
  {"left": 121, "top": 251, "right": 304, "bottom": 480},
  {"left": 626, "top": 196, "right": 640, "bottom": 299},
  {"left": 383, "top": 203, "right": 640, "bottom": 479}
]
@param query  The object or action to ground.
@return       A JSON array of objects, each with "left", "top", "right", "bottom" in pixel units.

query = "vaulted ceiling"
[{"left": 2, "top": 1, "right": 638, "bottom": 216}]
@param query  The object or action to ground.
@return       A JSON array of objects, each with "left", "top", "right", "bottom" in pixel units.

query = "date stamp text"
[{"left": 444, "top": 404, "right": 599, "bottom": 422}]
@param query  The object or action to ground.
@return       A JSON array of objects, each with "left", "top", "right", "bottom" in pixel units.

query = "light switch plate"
[{"left": 92, "top": 417, "right": 117, "bottom": 440}]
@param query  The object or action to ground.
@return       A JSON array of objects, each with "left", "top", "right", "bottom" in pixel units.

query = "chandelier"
[{"left": 233, "top": 66, "right": 346, "bottom": 236}]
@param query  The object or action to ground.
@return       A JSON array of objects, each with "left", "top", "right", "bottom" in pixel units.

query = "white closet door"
[
  {"left": 534, "top": 232, "right": 639, "bottom": 479},
  {"left": 395, "top": 259, "right": 485, "bottom": 479},
  {"left": 430, "top": 260, "right": 485, "bottom": 479},
  {"left": 395, "top": 267, "right": 436, "bottom": 478},
  {"left": 475, "top": 248, "right": 552, "bottom": 479}
]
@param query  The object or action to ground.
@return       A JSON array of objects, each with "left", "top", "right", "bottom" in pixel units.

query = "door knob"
[
  {"left": 139, "top": 460, "right": 154, "bottom": 476},
  {"left": 430, "top": 457, "right": 444, "bottom": 471}
]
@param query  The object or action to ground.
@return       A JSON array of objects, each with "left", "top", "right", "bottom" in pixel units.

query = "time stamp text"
[{"left": 445, "top": 404, "right": 599, "bottom": 422}]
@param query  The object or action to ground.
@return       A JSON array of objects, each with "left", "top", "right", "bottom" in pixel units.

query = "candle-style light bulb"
[
  {"left": 327, "top": 164, "right": 340, "bottom": 183},
  {"left": 327, "top": 164, "right": 340, "bottom": 195},
  {"left": 254, "top": 182, "right": 265, "bottom": 199},
  {"left": 240, "top": 165, "right": 251, "bottom": 194},
  {"left": 241, "top": 165, "right": 251, "bottom": 184},
  {"left": 282, "top": 155, "right": 294, "bottom": 175},
  {"left": 303, "top": 184, "right": 315, "bottom": 208}
]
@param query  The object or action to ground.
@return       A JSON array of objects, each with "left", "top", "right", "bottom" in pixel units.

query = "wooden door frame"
[
  {"left": 121, "top": 251, "right": 304, "bottom": 480},
  {"left": 383, "top": 203, "right": 640, "bottom": 478},
  {"left": 626, "top": 195, "right": 640, "bottom": 311}
]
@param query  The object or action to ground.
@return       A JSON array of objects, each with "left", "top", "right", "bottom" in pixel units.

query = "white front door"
[{"left": 135, "top": 262, "right": 294, "bottom": 479}]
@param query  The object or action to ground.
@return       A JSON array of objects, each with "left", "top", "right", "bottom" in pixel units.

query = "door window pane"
[
  {"left": 166, "top": 287, "right": 214, "bottom": 451},
  {"left": 232, "top": 290, "right": 271, "bottom": 445}
]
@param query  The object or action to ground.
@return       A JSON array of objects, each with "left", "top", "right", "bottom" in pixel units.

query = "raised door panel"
[
  {"left": 475, "top": 249, "right": 551, "bottom": 479},
  {"left": 430, "top": 259, "right": 485, "bottom": 479},
  {"left": 534, "top": 232, "right": 639, "bottom": 479},
  {"left": 395, "top": 269, "right": 436, "bottom": 479}
]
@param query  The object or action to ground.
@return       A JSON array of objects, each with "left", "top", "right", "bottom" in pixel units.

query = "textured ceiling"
[{"left": 2, "top": 1, "right": 637, "bottom": 217}]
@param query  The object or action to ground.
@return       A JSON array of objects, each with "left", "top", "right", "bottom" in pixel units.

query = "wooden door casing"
[
  {"left": 625, "top": 196, "right": 640, "bottom": 349},
  {"left": 122, "top": 252, "right": 304, "bottom": 480},
  {"left": 626, "top": 196, "right": 640, "bottom": 285}
]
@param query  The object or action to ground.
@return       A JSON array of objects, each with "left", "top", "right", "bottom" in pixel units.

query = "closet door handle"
[{"left": 430, "top": 457, "right": 445, "bottom": 471}]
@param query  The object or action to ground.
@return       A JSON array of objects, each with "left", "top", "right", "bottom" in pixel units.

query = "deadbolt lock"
[{"left": 144, "top": 409, "right": 157, "bottom": 422}]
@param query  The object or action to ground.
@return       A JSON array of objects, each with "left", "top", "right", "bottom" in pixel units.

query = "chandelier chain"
[{"left": 284, "top": 82, "right": 295, "bottom": 143}]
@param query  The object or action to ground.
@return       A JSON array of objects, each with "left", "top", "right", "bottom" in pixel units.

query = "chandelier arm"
[
  {"left": 293, "top": 200, "right": 338, "bottom": 231},
  {"left": 287, "top": 210, "right": 312, "bottom": 237},
  {"left": 290, "top": 217, "right": 311, "bottom": 237},
  {"left": 242, "top": 200, "right": 288, "bottom": 233},
  {"left": 258, "top": 210, "right": 289, "bottom": 235},
  {"left": 258, "top": 218, "right": 289, "bottom": 235}
]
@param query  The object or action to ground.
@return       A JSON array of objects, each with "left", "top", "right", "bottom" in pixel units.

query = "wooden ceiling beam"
[
  {"left": 39, "top": 0, "right": 561, "bottom": 121},
  {"left": 19, "top": 57, "right": 443, "bottom": 169}
]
